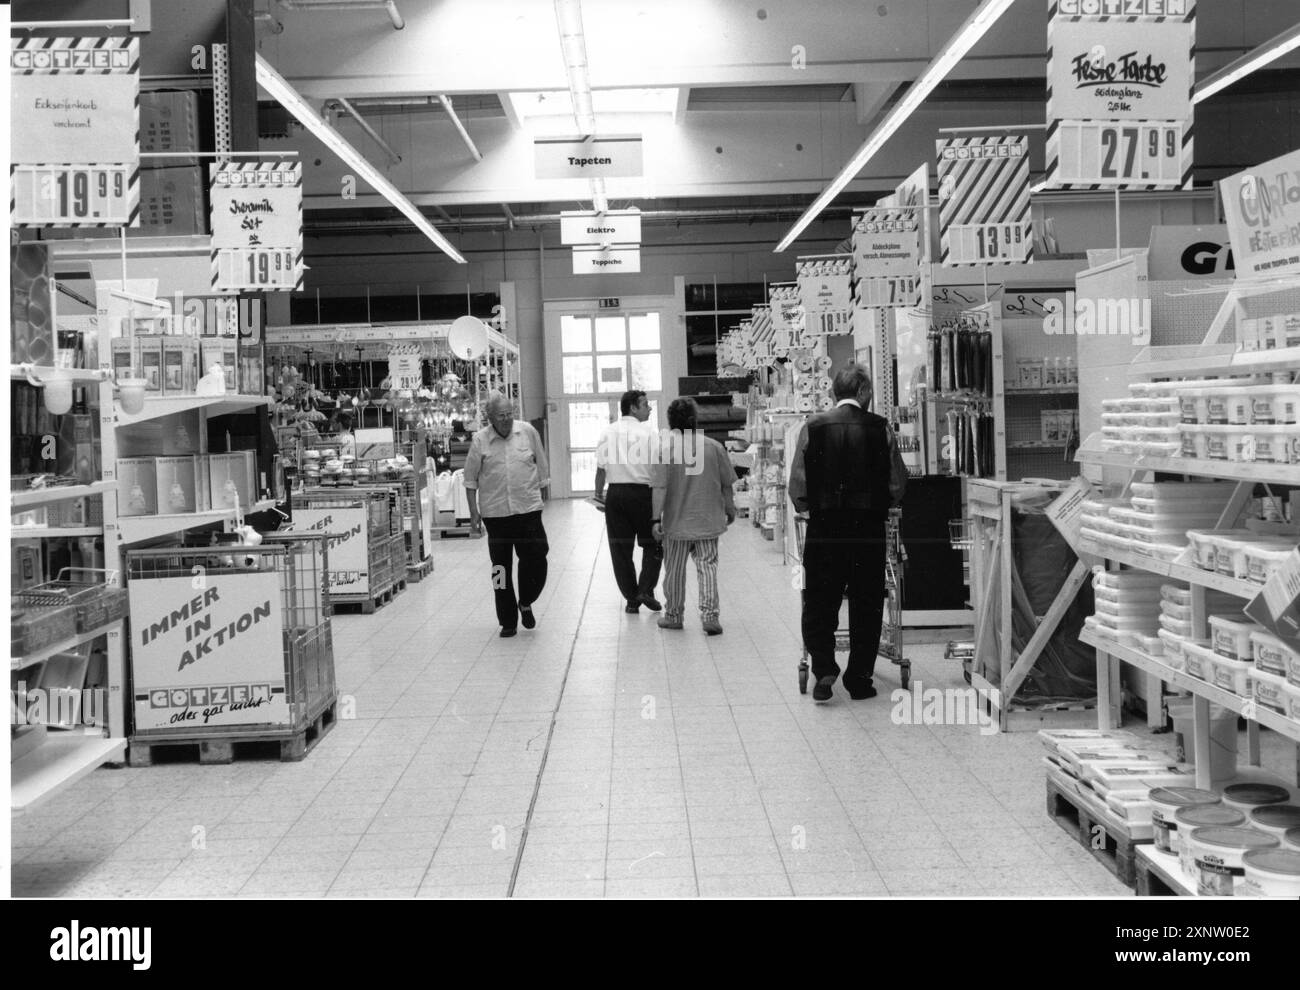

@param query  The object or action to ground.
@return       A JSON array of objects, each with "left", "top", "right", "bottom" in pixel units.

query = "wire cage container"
[
  {"left": 14, "top": 568, "right": 128, "bottom": 634},
  {"left": 124, "top": 542, "right": 335, "bottom": 733},
  {"left": 293, "top": 486, "right": 393, "bottom": 536}
]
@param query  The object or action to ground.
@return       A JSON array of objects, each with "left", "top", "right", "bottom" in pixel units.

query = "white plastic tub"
[
  {"left": 1211, "top": 654, "right": 1252, "bottom": 696},
  {"left": 1287, "top": 680, "right": 1300, "bottom": 722},
  {"left": 1149, "top": 787, "right": 1221, "bottom": 854},
  {"left": 1250, "top": 427, "right": 1299, "bottom": 465},
  {"left": 1251, "top": 629, "right": 1298, "bottom": 677},
  {"left": 1096, "top": 599, "right": 1160, "bottom": 618},
  {"left": 1129, "top": 481, "right": 1237, "bottom": 501},
  {"left": 1248, "top": 805, "right": 1300, "bottom": 841},
  {"left": 1287, "top": 827, "right": 1300, "bottom": 854},
  {"left": 1240, "top": 849, "right": 1300, "bottom": 898},
  {"left": 1121, "top": 632, "right": 1165, "bottom": 656},
  {"left": 1182, "top": 642, "right": 1217, "bottom": 680},
  {"left": 1209, "top": 615, "right": 1265, "bottom": 662},
  {"left": 1161, "top": 601, "right": 1194, "bottom": 622},
  {"left": 1249, "top": 667, "right": 1290, "bottom": 712},
  {"left": 1094, "top": 585, "right": 1163, "bottom": 604},
  {"left": 1160, "top": 614, "right": 1196, "bottom": 639},
  {"left": 1186, "top": 529, "right": 1224, "bottom": 570},
  {"left": 1209, "top": 532, "right": 1260, "bottom": 576},
  {"left": 1157, "top": 630, "right": 1203, "bottom": 672},
  {"left": 1175, "top": 807, "right": 1247, "bottom": 878},
  {"left": 1128, "top": 498, "right": 1224, "bottom": 526},
  {"left": 1190, "top": 827, "right": 1281, "bottom": 896},
  {"left": 1221, "top": 783, "right": 1292, "bottom": 815},
  {"left": 1258, "top": 384, "right": 1300, "bottom": 425},
  {"left": 1243, "top": 543, "right": 1298, "bottom": 585},
  {"left": 1161, "top": 585, "right": 1194, "bottom": 606}
]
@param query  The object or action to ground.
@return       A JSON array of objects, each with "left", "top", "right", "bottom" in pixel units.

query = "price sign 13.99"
[{"left": 1053, "top": 120, "right": 1189, "bottom": 188}]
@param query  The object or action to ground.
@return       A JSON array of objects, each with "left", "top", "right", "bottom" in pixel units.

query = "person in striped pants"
[{"left": 651, "top": 398, "right": 737, "bottom": 635}]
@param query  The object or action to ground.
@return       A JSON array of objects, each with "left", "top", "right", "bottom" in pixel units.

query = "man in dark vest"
[{"left": 788, "top": 364, "right": 907, "bottom": 703}]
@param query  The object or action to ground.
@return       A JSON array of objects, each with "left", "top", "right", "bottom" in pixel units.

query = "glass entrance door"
[{"left": 556, "top": 311, "right": 663, "bottom": 496}]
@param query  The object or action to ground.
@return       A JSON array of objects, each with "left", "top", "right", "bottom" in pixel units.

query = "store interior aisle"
[{"left": 11, "top": 500, "right": 1131, "bottom": 898}]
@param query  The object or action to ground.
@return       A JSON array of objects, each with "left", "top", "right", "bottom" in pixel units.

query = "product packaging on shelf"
[
  {"left": 139, "top": 89, "right": 199, "bottom": 167},
  {"left": 1016, "top": 358, "right": 1043, "bottom": 390},
  {"left": 111, "top": 336, "right": 138, "bottom": 384},
  {"left": 118, "top": 409, "right": 200, "bottom": 458},
  {"left": 138, "top": 335, "right": 163, "bottom": 393},
  {"left": 154, "top": 455, "right": 209, "bottom": 514},
  {"left": 139, "top": 166, "right": 206, "bottom": 235},
  {"left": 208, "top": 451, "right": 257, "bottom": 510},
  {"left": 117, "top": 458, "right": 158, "bottom": 516}
]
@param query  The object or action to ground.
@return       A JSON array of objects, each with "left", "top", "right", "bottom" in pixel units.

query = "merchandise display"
[{"left": 11, "top": 0, "right": 1300, "bottom": 921}]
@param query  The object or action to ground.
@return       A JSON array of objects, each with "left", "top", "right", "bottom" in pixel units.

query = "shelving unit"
[
  {"left": 116, "top": 394, "right": 269, "bottom": 427},
  {"left": 11, "top": 736, "right": 129, "bottom": 815},
  {"left": 11, "top": 620, "right": 126, "bottom": 674},
  {"left": 1080, "top": 285, "right": 1300, "bottom": 790},
  {"left": 11, "top": 480, "right": 116, "bottom": 509}
]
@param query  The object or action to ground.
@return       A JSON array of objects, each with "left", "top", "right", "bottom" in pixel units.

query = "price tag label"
[
  {"left": 10, "top": 37, "right": 140, "bottom": 227},
  {"left": 856, "top": 275, "right": 921, "bottom": 310},
  {"left": 1053, "top": 119, "right": 1187, "bottom": 187},
  {"left": 937, "top": 135, "right": 1032, "bottom": 265},
  {"left": 209, "top": 162, "right": 304, "bottom": 293},
  {"left": 212, "top": 248, "right": 298, "bottom": 291}
]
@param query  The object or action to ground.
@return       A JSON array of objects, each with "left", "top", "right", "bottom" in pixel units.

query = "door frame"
[{"left": 543, "top": 289, "right": 683, "bottom": 498}]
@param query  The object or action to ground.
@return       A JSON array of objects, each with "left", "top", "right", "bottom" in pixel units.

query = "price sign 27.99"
[{"left": 1051, "top": 119, "right": 1189, "bottom": 189}]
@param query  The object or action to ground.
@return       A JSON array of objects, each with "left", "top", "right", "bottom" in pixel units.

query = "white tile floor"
[{"left": 12, "top": 499, "right": 1136, "bottom": 898}]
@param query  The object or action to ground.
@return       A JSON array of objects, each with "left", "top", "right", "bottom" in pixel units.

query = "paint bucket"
[
  {"left": 1189, "top": 826, "right": 1279, "bottom": 896},
  {"left": 1167, "top": 699, "right": 1238, "bottom": 781},
  {"left": 1175, "top": 805, "right": 1246, "bottom": 878},
  {"left": 1149, "top": 787, "right": 1221, "bottom": 855},
  {"left": 1240, "top": 849, "right": 1300, "bottom": 898}
]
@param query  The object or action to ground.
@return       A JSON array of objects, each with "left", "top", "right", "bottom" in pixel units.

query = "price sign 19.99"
[
  {"left": 11, "top": 165, "right": 133, "bottom": 226},
  {"left": 213, "top": 248, "right": 298, "bottom": 291},
  {"left": 209, "top": 161, "right": 304, "bottom": 293},
  {"left": 1052, "top": 120, "right": 1191, "bottom": 189}
]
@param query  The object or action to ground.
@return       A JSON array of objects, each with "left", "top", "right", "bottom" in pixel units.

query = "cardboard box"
[
  {"left": 111, "top": 335, "right": 138, "bottom": 383},
  {"left": 139, "top": 166, "right": 205, "bottom": 235},
  {"left": 117, "top": 409, "right": 201, "bottom": 458},
  {"left": 155, "top": 455, "right": 203, "bottom": 514},
  {"left": 162, "top": 335, "right": 186, "bottom": 395},
  {"left": 139, "top": 90, "right": 199, "bottom": 166},
  {"left": 208, "top": 451, "right": 256, "bottom": 510},
  {"left": 138, "top": 336, "right": 163, "bottom": 393},
  {"left": 11, "top": 542, "right": 44, "bottom": 590},
  {"left": 117, "top": 458, "right": 158, "bottom": 516},
  {"left": 1017, "top": 358, "right": 1044, "bottom": 390}
]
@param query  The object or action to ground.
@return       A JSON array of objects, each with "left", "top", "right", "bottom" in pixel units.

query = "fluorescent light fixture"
[
  {"left": 1193, "top": 21, "right": 1300, "bottom": 104},
  {"left": 507, "top": 88, "right": 679, "bottom": 121},
  {"left": 775, "top": 0, "right": 1016, "bottom": 253},
  {"left": 255, "top": 55, "right": 466, "bottom": 264}
]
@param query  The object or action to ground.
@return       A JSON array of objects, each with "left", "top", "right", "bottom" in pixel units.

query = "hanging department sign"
[
  {"left": 292, "top": 506, "right": 372, "bottom": 597},
  {"left": 1046, "top": 0, "right": 1195, "bottom": 189},
  {"left": 10, "top": 37, "right": 141, "bottom": 227},
  {"left": 128, "top": 572, "right": 290, "bottom": 732},
  {"left": 937, "top": 135, "right": 1032, "bottom": 266},
  {"left": 387, "top": 344, "right": 423, "bottom": 389},
  {"left": 560, "top": 209, "right": 642, "bottom": 245},
  {"left": 572, "top": 244, "right": 641, "bottom": 274},
  {"left": 209, "top": 161, "right": 304, "bottom": 292},
  {"left": 1220, "top": 149, "right": 1300, "bottom": 280},
  {"left": 535, "top": 135, "right": 643, "bottom": 179}
]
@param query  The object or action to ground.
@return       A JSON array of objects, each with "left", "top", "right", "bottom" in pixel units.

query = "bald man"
[{"left": 463, "top": 394, "right": 550, "bottom": 637}]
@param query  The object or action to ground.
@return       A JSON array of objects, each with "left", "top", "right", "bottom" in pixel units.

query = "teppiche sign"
[
  {"left": 572, "top": 245, "right": 641, "bottom": 274},
  {"left": 535, "top": 135, "right": 643, "bottom": 179},
  {"left": 1219, "top": 149, "right": 1300, "bottom": 280}
]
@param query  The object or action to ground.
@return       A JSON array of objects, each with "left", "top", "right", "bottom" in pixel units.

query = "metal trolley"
[{"left": 796, "top": 507, "right": 910, "bottom": 694}]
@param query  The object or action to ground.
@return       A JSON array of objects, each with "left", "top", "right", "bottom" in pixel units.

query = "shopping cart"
[{"left": 795, "top": 508, "right": 910, "bottom": 694}]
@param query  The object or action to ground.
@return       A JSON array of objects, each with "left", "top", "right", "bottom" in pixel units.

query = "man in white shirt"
[
  {"left": 464, "top": 393, "right": 550, "bottom": 638},
  {"left": 594, "top": 390, "right": 663, "bottom": 613}
]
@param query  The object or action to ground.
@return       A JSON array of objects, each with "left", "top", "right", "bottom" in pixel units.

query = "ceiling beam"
[{"left": 437, "top": 94, "right": 483, "bottom": 162}]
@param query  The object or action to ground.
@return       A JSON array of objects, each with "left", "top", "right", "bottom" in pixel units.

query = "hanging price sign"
[
  {"left": 797, "top": 256, "right": 854, "bottom": 335},
  {"left": 1045, "top": 0, "right": 1195, "bottom": 190},
  {"left": 937, "top": 136, "right": 1032, "bottom": 265},
  {"left": 10, "top": 37, "right": 140, "bottom": 227},
  {"left": 852, "top": 207, "right": 923, "bottom": 309},
  {"left": 210, "top": 161, "right": 304, "bottom": 293},
  {"left": 856, "top": 274, "right": 922, "bottom": 310}
]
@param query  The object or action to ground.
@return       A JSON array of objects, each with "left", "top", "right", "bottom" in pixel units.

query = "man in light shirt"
[
  {"left": 594, "top": 389, "right": 663, "bottom": 613},
  {"left": 464, "top": 393, "right": 550, "bottom": 638}
]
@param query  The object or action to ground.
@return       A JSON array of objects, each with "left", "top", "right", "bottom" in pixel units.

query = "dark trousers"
[
  {"left": 482, "top": 510, "right": 549, "bottom": 629},
  {"left": 801, "top": 510, "right": 887, "bottom": 686},
  {"left": 605, "top": 483, "right": 662, "bottom": 603}
]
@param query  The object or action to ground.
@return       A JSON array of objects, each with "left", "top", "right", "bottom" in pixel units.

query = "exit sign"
[{"left": 599, "top": 298, "right": 620, "bottom": 309}]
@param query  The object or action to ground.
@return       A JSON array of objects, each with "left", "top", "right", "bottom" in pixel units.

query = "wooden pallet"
[
  {"left": 1134, "top": 846, "right": 1194, "bottom": 897},
  {"left": 431, "top": 525, "right": 475, "bottom": 539},
  {"left": 128, "top": 697, "right": 338, "bottom": 767},
  {"left": 1045, "top": 774, "right": 1149, "bottom": 888},
  {"left": 406, "top": 557, "right": 433, "bottom": 582},
  {"left": 331, "top": 584, "right": 395, "bottom": 615}
]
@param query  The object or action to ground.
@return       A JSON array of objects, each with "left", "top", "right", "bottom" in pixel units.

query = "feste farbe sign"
[{"left": 535, "top": 135, "right": 643, "bottom": 180}]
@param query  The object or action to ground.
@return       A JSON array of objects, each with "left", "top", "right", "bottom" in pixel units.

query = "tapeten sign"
[
  {"left": 534, "top": 135, "right": 643, "bottom": 179},
  {"left": 1220, "top": 149, "right": 1300, "bottom": 280}
]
